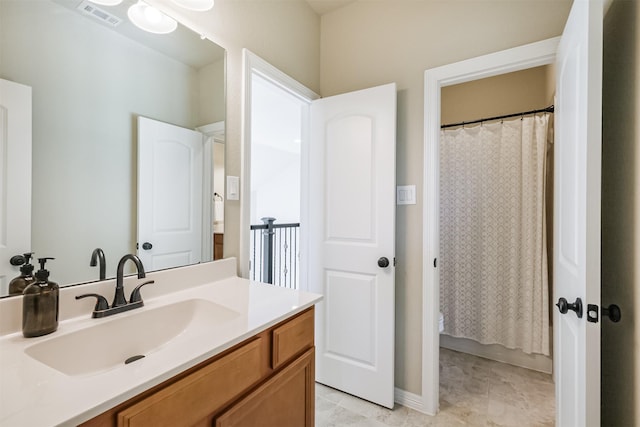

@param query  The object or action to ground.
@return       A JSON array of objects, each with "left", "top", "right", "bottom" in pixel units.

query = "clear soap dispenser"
[
  {"left": 8, "top": 252, "right": 36, "bottom": 296},
  {"left": 22, "top": 257, "right": 59, "bottom": 338}
]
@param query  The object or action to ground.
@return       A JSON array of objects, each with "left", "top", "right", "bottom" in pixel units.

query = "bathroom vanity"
[
  {"left": 0, "top": 258, "right": 321, "bottom": 426},
  {"left": 82, "top": 308, "right": 315, "bottom": 426}
]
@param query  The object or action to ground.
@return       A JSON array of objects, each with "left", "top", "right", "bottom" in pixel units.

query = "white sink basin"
[{"left": 24, "top": 299, "right": 240, "bottom": 376}]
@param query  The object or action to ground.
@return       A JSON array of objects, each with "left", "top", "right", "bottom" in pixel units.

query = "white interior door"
[
  {"left": 554, "top": 0, "right": 603, "bottom": 425},
  {"left": 137, "top": 117, "right": 204, "bottom": 271},
  {"left": 309, "top": 83, "right": 396, "bottom": 408},
  {"left": 0, "top": 79, "right": 32, "bottom": 295}
]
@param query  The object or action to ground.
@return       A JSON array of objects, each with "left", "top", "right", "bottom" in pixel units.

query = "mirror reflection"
[{"left": 0, "top": 0, "right": 226, "bottom": 297}]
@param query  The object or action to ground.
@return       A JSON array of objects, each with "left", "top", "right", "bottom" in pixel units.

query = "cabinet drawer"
[
  {"left": 117, "top": 338, "right": 264, "bottom": 427},
  {"left": 272, "top": 308, "right": 314, "bottom": 370}
]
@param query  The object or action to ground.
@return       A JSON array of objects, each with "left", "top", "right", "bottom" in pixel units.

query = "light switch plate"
[
  {"left": 227, "top": 176, "right": 240, "bottom": 200},
  {"left": 397, "top": 185, "right": 416, "bottom": 205}
]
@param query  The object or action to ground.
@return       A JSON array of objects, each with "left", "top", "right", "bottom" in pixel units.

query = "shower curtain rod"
[{"left": 441, "top": 105, "right": 554, "bottom": 129}]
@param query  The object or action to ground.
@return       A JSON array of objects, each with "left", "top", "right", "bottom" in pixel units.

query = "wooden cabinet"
[
  {"left": 81, "top": 307, "right": 315, "bottom": 427},
  {"left": 213, "top": 233, "right": 224, "bottom": 260}
]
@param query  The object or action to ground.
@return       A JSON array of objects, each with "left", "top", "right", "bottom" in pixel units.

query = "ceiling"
[{"left": 305, "top": 0, "right": 356, "bottom": 15}]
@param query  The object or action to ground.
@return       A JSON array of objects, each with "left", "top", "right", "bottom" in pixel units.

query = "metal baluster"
[
  {"left": 278, "top": 228, "right": 282, "bottom": 285},
  {"left": 293, "top": 226, "right": 297, "bottom": 289},
  {"left": 258, "top": 228, "right": 262, "bottom": 282},
  {"left": 286, "top": 227, "right": 291, "bottom": 288},
  {"left": 251, "top": 229, "right": 256, "bottom": 281}
]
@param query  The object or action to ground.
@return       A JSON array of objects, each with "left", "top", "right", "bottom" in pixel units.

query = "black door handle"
[
  {"left": 142, "top": 242, "right": 153, "bottom": 250},
  {"left": 377, "top": 257, "right": 390, "bottom": 268},
  {"left": 556, "top": 297, "right": 583, "bottom": 318}
]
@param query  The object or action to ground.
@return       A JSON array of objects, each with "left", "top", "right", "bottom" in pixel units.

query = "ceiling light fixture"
[
  {"left": 169, "top": 0, "right": 214, "bottom": 12},
  {"left": 128, "top": 1, "right": 177, "bottom": 34},
  {"left": 88, "top": 0, "right": 123, "bottom": 5}
]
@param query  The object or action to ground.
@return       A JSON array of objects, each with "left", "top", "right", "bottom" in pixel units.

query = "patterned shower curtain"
[{"left": 439, "top": 114, "right": 551, "bottom": 356}]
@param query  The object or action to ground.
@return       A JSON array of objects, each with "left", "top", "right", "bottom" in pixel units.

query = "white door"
[
  {"left": 309, "top": 83, "right": 396, "bottom": 408},
  {"left": 554, "top": 0, "right": 603, "bottom": 425},
  {"left": 137, "top": 117, "right": 204, "bottom": 271},
  {"left": 0, "top": 79, "right": 32, "bottom": 295}
]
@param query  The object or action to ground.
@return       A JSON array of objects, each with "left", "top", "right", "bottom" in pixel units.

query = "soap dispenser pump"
[
  {"left": 8, "top": 252, "right": 36, "bottom": 296},
  {"left": 22, "top": 257, "right": 59, "bottom": 338}
]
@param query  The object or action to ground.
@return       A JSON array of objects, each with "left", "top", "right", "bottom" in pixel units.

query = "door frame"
[
  {"left": 421, "top": 37, "right": 559, "bottom": 415},
  {"left": 240, "top": 49, "right": 319, "bottom": 287}
]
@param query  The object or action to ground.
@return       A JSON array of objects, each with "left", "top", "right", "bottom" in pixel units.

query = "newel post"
[{"left": 261, "top": 217, "right": 276, "bottom": 284}]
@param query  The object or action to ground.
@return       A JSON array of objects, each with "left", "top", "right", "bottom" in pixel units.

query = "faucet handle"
[
  {"left": 76, "top": 293, "right": 110, "bottom": 312},
  {"left": 129, "top": 280, "right": 154, "bottom": 304}
]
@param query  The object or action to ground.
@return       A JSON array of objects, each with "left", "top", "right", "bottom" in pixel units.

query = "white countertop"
[{"left": 0, "top": 259, "right": 322, "bottom": 426}]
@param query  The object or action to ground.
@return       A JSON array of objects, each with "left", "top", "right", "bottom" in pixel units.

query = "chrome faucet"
[
  {"left": 90, "top": 248, "right": 106, "bottom": 280},
  {"left": 76, "top": 254, "right": 154, "bottom": 318}
]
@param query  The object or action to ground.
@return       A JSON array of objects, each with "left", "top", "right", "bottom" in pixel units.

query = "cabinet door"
[{"left": 215, "top": 348, "right": 315, "bottom": 427}]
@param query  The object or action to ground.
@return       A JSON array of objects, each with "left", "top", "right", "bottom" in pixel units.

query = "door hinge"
[{"left": 433, "top": 258, "right": 437, "bottom": 268}]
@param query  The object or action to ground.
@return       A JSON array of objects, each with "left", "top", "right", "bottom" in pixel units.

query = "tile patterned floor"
[{"left": 315, "top": 348, "right": 555, "bottom": 426}]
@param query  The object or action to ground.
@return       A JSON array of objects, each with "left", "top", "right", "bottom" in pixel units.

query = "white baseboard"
[
  {"left": 394, "top": 388, "right": 434, "bottom": 415},
  {"left": 440, "top": 334, "right": 553, "bottom": 374}
]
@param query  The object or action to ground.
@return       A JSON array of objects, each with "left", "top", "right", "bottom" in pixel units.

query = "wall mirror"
[{"left": 0, "top": 0, "right": 226, "bottom": 297}]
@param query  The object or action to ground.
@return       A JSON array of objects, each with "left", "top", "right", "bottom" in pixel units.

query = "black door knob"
[
  {"left": 556, "top": 297, "right": 583, "bottom": 318},
  {"left": 10, "top": 255, "right": 26, "bottom": 266},
  {"left": 142, "top": 242, "right": 153, "bottom": 250},
  {"left": 377, "top": 257, "right": 390, "bottom": 268}
]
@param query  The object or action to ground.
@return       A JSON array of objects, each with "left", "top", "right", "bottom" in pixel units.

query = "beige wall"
[
  {"left": 148, "top": 0, "right": 320, "bottom": 264},
  {"left": 320, "top": 0, "right": 572, "bottom": 394},
  {"left": 198, "top": 58, "right": 226, "bottom": 125},
  {"left": 441, "top": 65, "right": 552, "bottom": 125},
  {"left": 601, "top": 0, "right": 640, "bottom": 424}
]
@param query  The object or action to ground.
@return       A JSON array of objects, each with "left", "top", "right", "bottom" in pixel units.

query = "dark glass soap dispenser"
[
  {"left": 9, "top": 252, "right": 36, "bottom": 296},
  {"left": 22, "top": 257, "right": 59, "bottom": 338}
]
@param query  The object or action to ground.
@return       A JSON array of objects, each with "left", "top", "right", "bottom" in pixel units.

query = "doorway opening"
[
  {"left": 437, "top": 65, "right": 556, "bottom": 424},
  {"left": 248, "top": 73, "right": 306, "bottom": 288},
  {"left": 198, "top": 121, "right": 225, "bottom": 261},
  {"left": 422, "top": 37, "right": 559, "bottom": 415},
  {"left": 240, "top": 49, "right": 319, "bottom": 290}
]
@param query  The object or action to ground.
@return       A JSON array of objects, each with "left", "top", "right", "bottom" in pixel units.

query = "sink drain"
[{"left": 124, "top": 355, "right": 145, "bottom": 365}]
